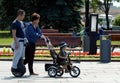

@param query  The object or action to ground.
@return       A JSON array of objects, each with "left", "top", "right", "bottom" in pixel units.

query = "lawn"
[
  {"left": 97, "top": 40, "right": 120, "bottom": 45},
  {"left": 0, "top": 38, "right": 12, "bottom": 45}
]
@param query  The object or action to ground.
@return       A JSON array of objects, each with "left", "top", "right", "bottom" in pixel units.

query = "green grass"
[
  {"left": 0, "top": 38, "right": 12, "bottom": 45},
  {"left": 111, "top": 41, "right": 120, "bottom": 45},
  {"left": 97, "top": 40, "right": 120, "bottom": 45}
]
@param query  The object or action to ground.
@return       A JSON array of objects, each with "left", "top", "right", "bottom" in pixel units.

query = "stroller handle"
[{"left": 44, "top": 37, "right": 53, "bottom": 50}]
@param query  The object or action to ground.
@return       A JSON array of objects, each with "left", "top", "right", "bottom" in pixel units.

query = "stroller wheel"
[
  {"left": 57, "top": 70, "right": 64, "bottom": 76},
  {"left": 69, "top": 66, "right": 80, "bottom": 77},
  {"left": 48, "top": 67, "right": 57, "bottom": 77}
]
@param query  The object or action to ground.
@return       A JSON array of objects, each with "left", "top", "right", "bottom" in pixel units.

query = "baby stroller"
[{"left": 44, "top": 37, "right": 80, "bottom": 77}]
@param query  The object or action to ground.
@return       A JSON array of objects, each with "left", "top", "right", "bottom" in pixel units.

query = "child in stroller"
[
  {"left": 44, "top": 37, "right": 80, "bottom": 77},
  {"left": 57, "top": 42, "right": 72, "bottom": 71}
]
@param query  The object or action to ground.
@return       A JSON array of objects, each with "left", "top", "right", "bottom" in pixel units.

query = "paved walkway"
[{"left": 0, "top": 61, "right": 120, "bottom": 83}]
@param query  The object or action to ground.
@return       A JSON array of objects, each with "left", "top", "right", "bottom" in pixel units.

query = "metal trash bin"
[{"left": 100, "top": 35, "right": 111, "bottom": 63}]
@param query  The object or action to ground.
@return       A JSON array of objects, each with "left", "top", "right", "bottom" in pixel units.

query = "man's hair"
[
  {"left": 31, "top": 13, "right": 40, "bottom": 21},
  {"left": 17, "top": 9, "right": 25, "bottom": 16}
]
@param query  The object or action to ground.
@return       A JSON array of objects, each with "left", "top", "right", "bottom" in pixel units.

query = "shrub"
[
  {"left": 7, "top": 48, "right": 11, "bottom": 53},
  {"left": 2, "top": 47, "right": 6, "bottom": 53},
  {"left": 113, "top": 14, "right": 120, "bottom": 26}
]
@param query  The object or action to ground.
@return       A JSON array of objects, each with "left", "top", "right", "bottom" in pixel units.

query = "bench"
[
  {"left": 36, "top": 36, "right": 82, "bottom": 47},
  {"left": 103, "top": 30, "right": 120, "bottom": 52},
  {"left": 110, "top": 34, "right": 120, "bottom": 41},
  {"left": 43, "top": 33, "right": 73, "bottom": 37},
  {"left": 41, "top": 29, "right": 58, "bottom": 33},
  {"left": 110, "top": 34, "right": 120, "bottom": 52},
  {"left": 104, "top": 30, "right": 120, "bottom": 35}
]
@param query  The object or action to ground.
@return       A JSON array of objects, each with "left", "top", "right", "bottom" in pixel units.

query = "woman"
[{"left": 24, "top": 13, "right": 45, "bottom": 75}]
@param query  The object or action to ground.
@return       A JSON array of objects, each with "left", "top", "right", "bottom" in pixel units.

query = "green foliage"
[
  {"left": 97, "top": 0, "right": 120, "bottom": 29},
  {"left": 113, "top": 14, "right": 120, "bottom": 26},
  {"left": 2, "top": 47, "right": 11, "bottom": 53},
  {"left": 7, "top": 48, "right": 11, "bottom": 53},
  {"left": 33, "top": 0, "right": 83, "bottom": 32},
  {"left": 0, "top": 38, "right": 12, "bottom": 45},
  {"left": 0, "top": 0, "right": 83, "bottom": 33},
  {"left": 0, "top": 0, "right": 36, "bottom": 30},
  {"left": 90, "top": 0, "right": 102, "bottom": 13},
  {"left": 2, "top": 47, "right": 6, "bottom": 53}
]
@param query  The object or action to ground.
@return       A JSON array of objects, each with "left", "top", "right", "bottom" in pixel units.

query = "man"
[
  {"left": 97, "top": 24, "right": 104, "bottom": 40},
  {"left": 11, "top": 9, "right": 26, "bottom": 70},
  {"left": 24, "top": 13, "right": 45, "bottom": 75}
]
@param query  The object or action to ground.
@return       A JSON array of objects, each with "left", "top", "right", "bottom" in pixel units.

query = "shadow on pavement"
[
  {"left": 43, "top": 76, "right": 80, "bottom": 79},
  {"left": 3, "top": 75, "right": 30, "bottom": 80}
]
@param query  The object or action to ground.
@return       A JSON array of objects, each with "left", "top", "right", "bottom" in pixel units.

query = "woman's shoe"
[{"left": 30, "top": 73, "right": 39, "bottom": 75}]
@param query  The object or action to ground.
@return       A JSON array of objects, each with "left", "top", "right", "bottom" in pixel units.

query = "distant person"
[
  {"left": 24, "top": 13, "right": 46, "bottom": 75},
  {"left": 11, "top": 9, "right": 26, "bottom": 70},
  {"left": 97, "top": 24, "right": 104, "bottom": 40}
]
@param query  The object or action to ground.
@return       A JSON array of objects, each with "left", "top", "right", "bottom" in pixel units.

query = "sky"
[
  {"left": 99, "top": 0, "right": 120, "bottom": 7},
  {"left": 113, "top": 1, "right": 120, "bottom": 7}
]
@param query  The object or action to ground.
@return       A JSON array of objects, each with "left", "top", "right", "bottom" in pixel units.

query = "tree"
[
  {"left": 84, "top": 0, "right": 90, "bottom": 34},
  {"left": 0, "top": 0, "right": 37, "bottom": 30},
  {"left": 0, "top": 0, "right": 83, "bottom": 33},
  {"left": 98, "top": 0, "right": 120, "bottom": 30},
  {"left": 113, "top": 14, "right": 120, "bottom": 26},
  {"left": 88, "top": 0, "right": 120, "bottom": 30},
  {"left": 38, "top": 0, "right": 83, "bottom": 32},
  {"left": 90, "top": 0, "right": 101, "bottom": 13}
]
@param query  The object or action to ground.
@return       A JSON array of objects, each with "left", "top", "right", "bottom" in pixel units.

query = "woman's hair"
[
  {"left": 17, "top": 9, "right": 25, "bottom": 16},
  {"left": 31, "top": 13, "right": 40, "bottom": 21}
]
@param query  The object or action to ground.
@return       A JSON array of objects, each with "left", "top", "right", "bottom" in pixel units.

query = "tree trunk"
[
  {"left": 105, "top": 12, "right": 110, "bottom": 30},
  {"left": 105, "top": 0, "right": 110, "bottom": 30},
  {"left": 85, "top": 0, "right": 89, "bottom": 33}
]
